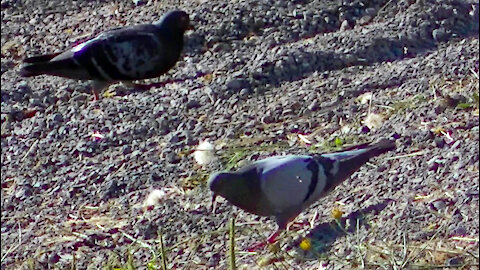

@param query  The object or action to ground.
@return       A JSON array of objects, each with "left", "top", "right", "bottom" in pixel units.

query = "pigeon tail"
[
  {"left": 19, "top": 53, "right": 63, "bottom": 77},
  {"left": 23, "top": 53, "right": 62, "bottom": 64},
  {"left": 19, "top": 53, "right": 93, "bottom": 80},
  {"left": 19, "top": 63, "right": 50, "bottom": 77},
  {"left": 316, "top": 139, "right": 396, "bottom": 193}
]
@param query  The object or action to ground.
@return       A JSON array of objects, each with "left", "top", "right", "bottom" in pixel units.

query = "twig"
[{"left": 70, "top": 252, "right": 76, "bottom": 270}]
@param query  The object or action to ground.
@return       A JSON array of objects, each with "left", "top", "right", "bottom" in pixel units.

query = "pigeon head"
[
  {"left": 208, "top": 172, "right": 231, "bottom": 197},
  {"left": 208, "top": 171, "right": 248, "bottom": 205},
  {"left": 208, "top": 169, "right": 264, "bottom": 216},
  {"left": 155, "top": 10, "right": 193, "bottom": 32},
  {"left": 208, "top": 172, "right": 232, "bottom": 213}
]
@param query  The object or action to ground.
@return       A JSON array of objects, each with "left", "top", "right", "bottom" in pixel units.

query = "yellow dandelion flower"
[
  {"left": 332, "top": 208, "right": 343, "bottom": 220},
  {"left": 202, "top": 73, "right": 214, "bottom": 83},
  {"left": 103, "top": 88, "right": 116, "bottom": 98},
  {"left": 299, "top": 238, "right": 312, "bottom": 251}
]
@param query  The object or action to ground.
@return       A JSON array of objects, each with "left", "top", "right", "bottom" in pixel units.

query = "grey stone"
[{"left": 227, "top": 78, "right": 249, "bottom": 91}]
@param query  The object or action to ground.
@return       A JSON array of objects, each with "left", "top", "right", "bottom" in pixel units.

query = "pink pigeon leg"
[
  {"left": 91, "top": 80, "right": 111, "bottom": 101},
  {"left": 246, "top": 231, "right": 281, "bottom": 252}
]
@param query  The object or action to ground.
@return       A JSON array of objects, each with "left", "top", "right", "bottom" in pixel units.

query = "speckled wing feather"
[
  {"left": 73, "top": 24, "right": 180, "bottom": 81},
  {"left": 18, "top": 10, "right": 191, "bottom": 99},
  {"left": 20, "top": 24, "right": 178, "bottom": 81}
]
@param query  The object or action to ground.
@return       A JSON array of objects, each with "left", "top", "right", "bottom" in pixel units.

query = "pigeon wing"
[
  {"left": 69, "top": 24, "right": 172, "bottom": 81},
  {"left": 256, "top": 156, "right": 321, "bottom": 224},
  {"left": 19, "top": 24, "right": 168, "bottom": 81}
]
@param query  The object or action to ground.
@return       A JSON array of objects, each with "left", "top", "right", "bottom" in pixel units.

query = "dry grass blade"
[
  {"left": 119, "top": 230, "right": 154, "bottom": 251},
  {"left": 470, "top": 67, "right": 479, "bottom": 80},
  {"left": 126, "top": 249, "right": 134, "bottom": 270},
  {"left": 20, "top": 139, "right": 39, "bottom": 163},
  {"left": 163, "top": 227, "right": 229, "bottom": 251},
  {"left": 159, "top": 232, "right": 168, "bottom": 270},
  {"left": 71, "top": 252, "right": 76, "bottom": 270},
  {"left": 1, "top": 223, "right": 22, "bottom": 263},
  {"left": 355, "top": 219, "right": 366, "bottom": 269},
  {"left": 229, "top": 217, "right": 237, "bottom": 270},
  {"left": 384, "top": 151, "right": 425, "bottom": 160},
  {"left": 401, "top": 224, "right": 445, "bottom": 268}
]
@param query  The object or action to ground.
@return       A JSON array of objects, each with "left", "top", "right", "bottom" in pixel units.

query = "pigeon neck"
[{"left": 156, "top": 25, "right": 185, "bottom": 44}]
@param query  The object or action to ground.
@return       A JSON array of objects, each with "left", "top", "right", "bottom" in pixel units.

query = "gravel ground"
[{"left": 1, "top": 0, "right": 479, "bottom": 269}]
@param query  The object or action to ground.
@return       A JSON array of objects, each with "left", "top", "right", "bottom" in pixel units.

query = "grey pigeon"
[
  {"left": 19, "top": 10, "right": 192, "bottom": 100},
  {"left": 208, "top": 139, "right": 395, "bottom": 245}
]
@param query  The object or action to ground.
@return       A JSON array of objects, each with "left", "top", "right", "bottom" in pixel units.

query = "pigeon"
[
  {"left": 19, "top": 10, "right": 193, "bottom": 100},
  {"left": 208, "top": 138, "right": 395, "bottom": 247}
]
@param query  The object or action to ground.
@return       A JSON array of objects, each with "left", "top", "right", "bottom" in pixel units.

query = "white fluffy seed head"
[
  {"left": 357, "top": 92, "right": 373, "bottom": 104},
  {"left": 143, "top": 189, "right": 168, "bottom": 209},
  {"left": 193, "top": 140, "right": 216, "bottom": 165},
  {"left": 363, "top": 113, "right": 384, "bottom": 130}
]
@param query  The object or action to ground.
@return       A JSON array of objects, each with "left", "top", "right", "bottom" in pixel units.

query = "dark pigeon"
[
  {"left": 208, "top": 138, "right": 396, "bottom": 248},
  {"left": 19, "top": 10, "right": 193, "bottom": 100}
]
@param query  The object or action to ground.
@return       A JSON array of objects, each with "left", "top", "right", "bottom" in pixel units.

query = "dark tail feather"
[
  {"left": 19, "top": 53, "right": 63, "bottom": 77},
  {"left": 336, "top": 138, "right": 396, "bottom": 155},
  {"left": 325, "top": 138, "right": 396, "bottom": 163},
  {"left": 19, "top": 63, "right": 50, "bottom": 77},
  {"left": 361, "top": 138, "right": 396, "bottom": 157},
  {"left": 23, "top": 53, "right": 61, "bottom": 63},
  {"left": 317, "top": 138, "right": 396, "bottom": 192}
]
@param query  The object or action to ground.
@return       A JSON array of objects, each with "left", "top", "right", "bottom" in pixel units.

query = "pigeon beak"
[{"left": 211, "top": 194, "right": 217, "bottom": 214}]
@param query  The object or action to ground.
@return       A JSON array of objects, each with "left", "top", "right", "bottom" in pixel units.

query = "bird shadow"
[
  {"left": 294, "top": 199, "right": 394, "bottom": 256},
  {"left": 111, "top": 71, "right": 207, "bottom": 96}
]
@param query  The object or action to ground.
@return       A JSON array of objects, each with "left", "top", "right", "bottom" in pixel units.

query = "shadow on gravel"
[
  {"left": 302, "top": 199, "right": 394, "bottom": 255},
  {"left": 115, "top": 71, "right": 208, "bottom": 96},
  {"left": 248, "top": 3, "right": 479, "bottom": 95}
]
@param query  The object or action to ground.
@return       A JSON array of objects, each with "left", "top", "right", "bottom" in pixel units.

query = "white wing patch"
[{"left": 71, "top": 38, "right": 97, "bottom": 53}]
